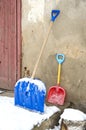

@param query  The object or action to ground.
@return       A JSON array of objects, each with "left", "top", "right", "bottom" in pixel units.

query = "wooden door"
[{"left": 0, "top": 0, "right": 21, "bottom": 90}]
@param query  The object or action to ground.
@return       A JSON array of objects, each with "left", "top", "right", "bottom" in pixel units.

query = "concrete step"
[{"left": 33, "top": 102, "right": 71, "bottom": 130}]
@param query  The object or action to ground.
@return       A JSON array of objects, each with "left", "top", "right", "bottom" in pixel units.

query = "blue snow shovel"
[{"left": 14, "top": 10, "right": 60, "bottom": 113}]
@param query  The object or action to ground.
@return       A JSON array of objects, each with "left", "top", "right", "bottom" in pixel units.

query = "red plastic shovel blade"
[{"left": 47, "top": 85, "right": 66, "bottom": 105}]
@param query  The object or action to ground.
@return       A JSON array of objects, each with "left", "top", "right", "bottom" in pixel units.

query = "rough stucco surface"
[{"left": 22, "top": 0, "right": 86, "bottom": 106}]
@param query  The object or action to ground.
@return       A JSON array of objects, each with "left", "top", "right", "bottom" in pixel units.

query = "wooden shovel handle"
[{"left": 31, "top": 22, "right": 53, "bottom": 79}]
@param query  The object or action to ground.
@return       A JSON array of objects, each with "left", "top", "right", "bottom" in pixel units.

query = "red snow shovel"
[{"left": 47, "top": 54, "right": 66, "bottom": 105}]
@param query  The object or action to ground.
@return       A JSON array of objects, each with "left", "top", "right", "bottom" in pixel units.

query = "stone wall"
[{"left": 22, "top": 0, "right": 86, "bottom": 105}]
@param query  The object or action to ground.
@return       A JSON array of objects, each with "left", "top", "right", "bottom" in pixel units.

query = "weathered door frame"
[{"left": 16, "top": 0, "right": 22, "bottom": 81}]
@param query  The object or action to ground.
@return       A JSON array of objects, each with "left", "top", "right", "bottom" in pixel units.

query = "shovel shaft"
[
  {"left": 57, "top": 63, "right": 61, "bottom": 85},
  {"left": 31, "top": 10, "right": 60, "bottom": 79},
  {"left": 31, "top": 22, "right": 53, "bottom": 79},
  {"left": 56, "top": 54, "right": 64, "bottom": 84}
]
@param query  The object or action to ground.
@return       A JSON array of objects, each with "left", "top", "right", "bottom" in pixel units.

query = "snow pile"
[
  {"left": 0, "top": 96, "right": 60, "bottom": 130},
  {"left": 60, "top": 108, "right": 86, "bottom": 121},
  {"left": 50, "top": 108, "right": 86, "bottom": 130},
  {"left": 0, "top": 94, "right": 86, "bottom": 130}
]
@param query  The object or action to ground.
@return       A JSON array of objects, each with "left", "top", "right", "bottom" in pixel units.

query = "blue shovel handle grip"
[
  {"left": 56, "top": 54, "right": 65, "bottom": 64},
  {"left": 51, "top": 10, "right": 60, "bottom": 22}
]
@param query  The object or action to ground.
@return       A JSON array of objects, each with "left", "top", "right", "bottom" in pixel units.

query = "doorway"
[{"left": 0, "top": 0, "right": 21, "bottom": 90}]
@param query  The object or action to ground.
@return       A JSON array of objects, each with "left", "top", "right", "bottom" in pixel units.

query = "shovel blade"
[
  {"left": 47, "top": 85, "right": 66, "bottom": 105},
  {"left": 14, "top": 78, "right": 46, "bottom": 113}
]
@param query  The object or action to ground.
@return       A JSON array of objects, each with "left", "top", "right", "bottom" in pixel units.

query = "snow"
[
  {"left": 15, "top": 77, "right": 46, "bottom": 92},
  {"left": 0, "top": 90, "right": 4, "bottom": 94},
  {"left": 0, "top": 95, "right": 86, "bottom": 130},
  {"left": 46, "top": 126, "right": 60, "bottom": 130},
  {"left": 52, "top": 108, "right": 86, "bottom": 130},
  {"left": 0, "top": 96, "right": 60, "bottom": 130},
  {"left": 60, "top": 108, "right": 86, "bottom": 121}
]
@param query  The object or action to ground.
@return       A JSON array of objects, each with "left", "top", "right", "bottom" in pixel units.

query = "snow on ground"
[
  {"left": 0, "top": 96, "right": 86, "bottom": 130},
  {"left": 0, "top": 96, "right": 60, "bottom": 130}
]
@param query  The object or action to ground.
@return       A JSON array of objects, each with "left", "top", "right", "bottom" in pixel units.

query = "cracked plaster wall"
[{"left": 22, "top": 0, "right": 86, "bottom": 106}]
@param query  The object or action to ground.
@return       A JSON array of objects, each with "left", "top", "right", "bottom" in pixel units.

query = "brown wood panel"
[
  {"left": 0, "top": 0, "right": 9, "bottom": 88},
  {"left": 16, "top": 0, "right": 22, "bottom": 80},
  {"left": 0, "top": 0, "right": 21, "bottom": 90}
]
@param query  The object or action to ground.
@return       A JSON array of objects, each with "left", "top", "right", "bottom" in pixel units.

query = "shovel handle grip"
[
  {"left": 51, "top": 10, "right": 60, "bottom": 22},
  {"left": 56, "top": 54, "right": 65, "bottom": 64}
]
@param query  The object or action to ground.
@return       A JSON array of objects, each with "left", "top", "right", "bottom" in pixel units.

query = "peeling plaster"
[{"left": 28, "top": 0, "right": 44, "bottom": 23}]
